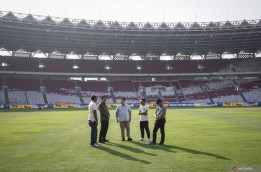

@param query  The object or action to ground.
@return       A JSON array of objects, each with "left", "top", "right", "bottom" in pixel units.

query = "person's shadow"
[
  {"left": 130, "top": 141, "right": 176, "bottom": 153},
  {"left": 98, "top": 146, "right": 151, "bottom": 164},
  {"left": 106, "top": 142, "right": 157, "bottom": 156},
  {"left": 130, "top": 141, "right": 231, "bottom": 160}
]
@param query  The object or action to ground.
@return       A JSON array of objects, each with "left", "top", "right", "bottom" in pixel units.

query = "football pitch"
[{"left": 0, "top": 107, "right": 260, "bottom": 172}]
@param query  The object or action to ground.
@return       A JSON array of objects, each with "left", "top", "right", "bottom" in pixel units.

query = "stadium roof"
[{"left": 0, "top": 11, "right": 261, "bottom": 60}]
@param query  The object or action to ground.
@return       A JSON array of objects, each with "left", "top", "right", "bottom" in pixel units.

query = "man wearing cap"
[
  {"left": 151, "top": 99, "right": 166, "bottom": 146},
  {"left": 138, "top": 98, "right": 151, "bottom": 142},
  {"left": 116, "top": 98, "right": 132, "bottom": 141}
]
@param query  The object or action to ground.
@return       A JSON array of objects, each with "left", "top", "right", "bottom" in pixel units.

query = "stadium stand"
[
  {"left": 0, "top": 79, "right": 5, "bottom": 104},
  {"left": 110, "top": 81, "right": 139, "bottom": 103},
  {"left": 0, "top": 11, "right": 260, "bottom": 105},
  {"left": 241, "top": 80, "right": 261, "bottom": 102},
  {"left": 44, "top": 80, "right": 81, "bottom": 104},
  {"left": 6, "top": 79, "right": 27, "bottom": 104},
  {"left": 2, "top": 77, "right": 261, "bottom": 104},
  {"left": 77, "top": 81, "right": 113, "bottom": 104},
  {"left": 4, "top": 79, "right": 45, "bottom": 104}
]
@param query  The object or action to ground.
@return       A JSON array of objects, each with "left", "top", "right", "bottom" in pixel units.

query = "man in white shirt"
[
  {"left": 88, "top": 95, "right": 100, "bottom": 147},
  {"left": 138, "top": 98, "right": 151, "bottom": 142},
  {"left": 116, "top": 98, "right": 132, "bottom": 141}
]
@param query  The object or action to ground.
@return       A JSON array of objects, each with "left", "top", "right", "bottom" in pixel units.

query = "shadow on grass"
[
  {"left": 98, "top": 146, "right": 151, "bottom": 164},
  {"left": 130, "top": 141, "right": 176, "bottom": 153},
  {"left": 106, "top": 142, "right": 157, "bottom": 156},
  {"left": 168, "top": 145, "right": 231, "bottom": 160},
  {"left": 130, "top": 141, "right": 231, "bottom": 160}
]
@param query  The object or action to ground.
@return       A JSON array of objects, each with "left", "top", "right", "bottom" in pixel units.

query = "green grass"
[{"left": 0, "top": 107, "right": 260, "bottom": 172}]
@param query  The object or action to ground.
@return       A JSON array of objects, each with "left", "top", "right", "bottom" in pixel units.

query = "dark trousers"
[
  {"left": 140, "top": 121, "right": 150, "bottom": 139},
  {"left": 99, "top": 120, "right": 109, "bottom": 141},
  {"left": 88, "top": 120, "right": 97, "bottom": 145},
  {"left": 152, "top": 118, "right": 166, "bottom": 143}
]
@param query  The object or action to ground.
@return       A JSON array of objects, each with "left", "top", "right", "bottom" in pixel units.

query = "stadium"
[{"left": 0, "top": 1, "right": 261, "bottom": 172}]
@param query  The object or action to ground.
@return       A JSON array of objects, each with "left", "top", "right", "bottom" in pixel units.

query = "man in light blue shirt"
[{"left": 116, "top": 98, "right": 132, "bottom": 141}]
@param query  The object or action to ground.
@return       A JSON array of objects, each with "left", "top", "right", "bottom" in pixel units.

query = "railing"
[{"left": 1, "top": 70, "right": 261, "bottom": 77}]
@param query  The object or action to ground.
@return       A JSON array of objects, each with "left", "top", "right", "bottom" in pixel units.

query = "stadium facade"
[{"left": 0, "top": 11, "right": 260, "bottom": 106}]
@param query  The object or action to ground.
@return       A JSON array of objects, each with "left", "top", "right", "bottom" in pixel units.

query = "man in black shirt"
[
  {"left": 151, "top": 99, "right": 167, "bottom": 146},
  {"left": 98, "top": 95, "right": 110, "bottom": 143}
]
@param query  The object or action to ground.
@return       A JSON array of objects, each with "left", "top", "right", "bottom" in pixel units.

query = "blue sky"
[{"left": 1, "top": 0, "right": 261, "bottom": 22}]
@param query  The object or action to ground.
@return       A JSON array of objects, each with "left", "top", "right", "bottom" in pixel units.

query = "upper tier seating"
[{"left": 2, "top": 56, "right": 260, "bottom": 74}]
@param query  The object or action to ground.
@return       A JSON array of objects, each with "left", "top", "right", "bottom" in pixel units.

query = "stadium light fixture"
[
  {"left": 39, "top": 63, "right": 46, "bottom": 68},
  {"left": 100, "top": 77, "right": 107, "bottom": 81},
  {"left": 84, "top": 77, "right": 98, "bottom": 81},
  {"left": 72, "top": 64, "right": 79, "bottom": 69},
  {"left": 242, "top": 76, "right": 258, "bottom": 80},
  {"left": 1, "top": 62, "right": 8, "bottom": 67},
  {"left": 70, "top": 77, "right": 82, "bottom": 81},
  {"left": 104, "top": 65, "right": 111, "bottom": 70},
  {"left": 166, "top": 65, "right": 173, "bottom": 70}
]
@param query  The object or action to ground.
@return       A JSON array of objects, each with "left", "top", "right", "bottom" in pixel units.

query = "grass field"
[{"left": 0, "top": 107, "right": 260, "bottom": 172}]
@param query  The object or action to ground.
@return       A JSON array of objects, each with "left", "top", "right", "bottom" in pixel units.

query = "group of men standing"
[{"left": 88, "top": 95, "right": 166, "bottom": 147}]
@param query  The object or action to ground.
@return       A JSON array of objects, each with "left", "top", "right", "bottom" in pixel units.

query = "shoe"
[
  {"left": 99, "top": 140, "right": 104, "bottom": 143},
  {"left": 150, "top": 142, "right": 156, "bottom": 145},
  {"left": 127, "top": 138, "right": 132, "bottom": 141},
  {"left": 159, "top": 143, "right": 164, "bottom": 146},
  {"left": 103, "top": 139, "right": 109, "bottom": 142},
  {"left": 138, "top": 138, "right": 144, "bottom": 141},
  {"left": 95, "top": 143, "right": 101, "bottom": 147},
  {"left": 147, "top": 139, "right": 151, "bottom": 142},
  {"left": 122, "top": 138, "right": 125, "bottom": 141},
  {"left": 91, "top": 143, "right": 99, "bottom": 147}
]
